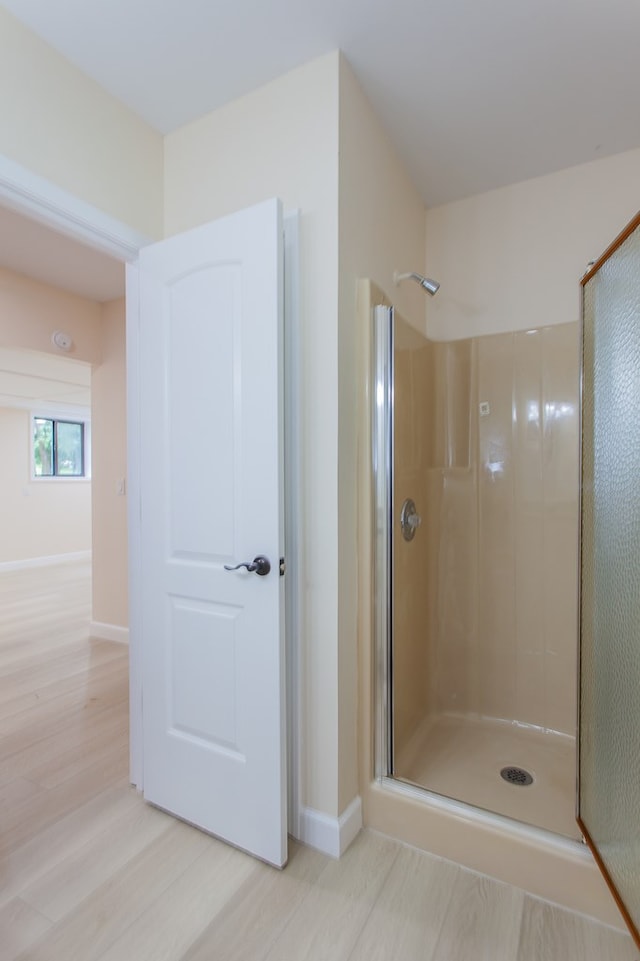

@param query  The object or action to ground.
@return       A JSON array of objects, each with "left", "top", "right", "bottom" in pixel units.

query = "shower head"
[{"left": 394, "top": 270, "right": 440, "bottom": 296}]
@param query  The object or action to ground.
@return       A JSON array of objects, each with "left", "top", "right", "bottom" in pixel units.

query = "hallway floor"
[{"left": 0, "top": 561, "right": 637, "bottom": 960}]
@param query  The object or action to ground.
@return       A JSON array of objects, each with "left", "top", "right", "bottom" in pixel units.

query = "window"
[{"left": 33, "top": 417, "right": 85, "bottom": 477}]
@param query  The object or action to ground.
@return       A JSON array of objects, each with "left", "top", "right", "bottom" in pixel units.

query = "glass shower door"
[{"left": 579, "top": 212, "right": 640, "bottom": 949}]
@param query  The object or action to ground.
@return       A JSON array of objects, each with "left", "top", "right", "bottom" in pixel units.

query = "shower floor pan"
[{"left": 394, "top": 714, "right": 581, "bottom": 841}]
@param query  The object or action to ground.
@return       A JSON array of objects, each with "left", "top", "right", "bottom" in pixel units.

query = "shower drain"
[{"left": 500, "top": 766, "right": 534, "bottom": 786}]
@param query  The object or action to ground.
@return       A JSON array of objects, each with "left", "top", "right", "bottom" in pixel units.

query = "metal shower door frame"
[{"left": 372, "top": 304, "right": 394, "bottom": 780}]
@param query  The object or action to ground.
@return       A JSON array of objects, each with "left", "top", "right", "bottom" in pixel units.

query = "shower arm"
[{"left": 393, "top": 270, "right": 440, "bottom": 296}]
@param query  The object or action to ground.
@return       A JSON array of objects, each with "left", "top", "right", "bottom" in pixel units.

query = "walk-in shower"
[{"left": 373, "top": 304, "right": 581, "bottom": 840}]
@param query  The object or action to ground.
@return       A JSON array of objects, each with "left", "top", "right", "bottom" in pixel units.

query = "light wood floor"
[{"left": 0, "top": 560, "right": 637, "bottom": 961}]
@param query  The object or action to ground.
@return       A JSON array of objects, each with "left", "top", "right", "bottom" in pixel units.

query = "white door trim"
[
  {"left": 0, "top": 154, "right": 152, "bottom": 258},
  {"left": 125, "top": 262, "right": 144, "bottom": 789},
  {"left": 0, "top": 153, "right": 302, "bottom": 842},
  {"left": 283, "top": 211, "right": 302, "bottom": 840}
]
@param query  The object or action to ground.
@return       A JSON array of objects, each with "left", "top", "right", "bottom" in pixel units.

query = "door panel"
[
  {"left": 166, "top": 264, "right": 239, "bottom": 558},
  {"left": 138, "top": 198, "right": 286, "bottom": 867},
  {"left": 579, "top": 211, "right": 640, "bottom": 948}
]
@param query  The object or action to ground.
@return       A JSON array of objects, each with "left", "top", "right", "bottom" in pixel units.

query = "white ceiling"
[
  {"left": 3, "top": 0, "right": 640, "bottom": 206},
  {"left": 0, "top": 205, "right": 125, "bottom": 301}
]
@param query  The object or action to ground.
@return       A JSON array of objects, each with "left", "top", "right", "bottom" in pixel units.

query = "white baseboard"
[
  {"left": 299, "top": 796, "right": 362, "bottom": 859},
  {"left": 90, "top": 621, "right": 129, "bottom": 644},
  {"left": 0, "top": 550, "right": 91, "bottom": 573}
]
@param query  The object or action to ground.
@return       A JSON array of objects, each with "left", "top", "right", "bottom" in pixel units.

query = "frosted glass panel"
[{"left": 579, "top": 216, "right": 640, "bottom": 944}]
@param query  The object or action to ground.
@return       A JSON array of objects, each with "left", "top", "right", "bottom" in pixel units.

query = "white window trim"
[{"left": 30, "top": 406, "right": 92, "bottom": 481}]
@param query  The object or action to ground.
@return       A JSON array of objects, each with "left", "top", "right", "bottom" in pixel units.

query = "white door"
[{"left": 137, "top": 198, "right": 286, "bottom": 867}]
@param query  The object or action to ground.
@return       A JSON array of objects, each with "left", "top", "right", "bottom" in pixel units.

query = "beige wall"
[
  {"left": 0, "top": 5, "right": 139, "bottom": 624},
  {"left": 0, "top": 7, "right": 163, "bottom": 237},
  {"left": 338, "top": 58, "right": 426, "bottom": 809},
  {"left": 0, "top": 268, "right": 102, "bottom": 364},
  {"left": 338, "top": 60, "right": 427, "bottom": 337},
  {"left": 0, "top": 269, "right": 128, "bottom": 629},
  {"left": 165, "top": 52, "right": 342, "bottom": 818},
  {"left": 0, "top": 406, "right": 91, "bottom": 564},
  {"left": 0, "top": 270, "right": 98, "bottom": 565},
  {"left": 426, "top": 147, "right": 640, "bottom": 342},
  {"left": 165, "top": 53, "right": 427, "bottom": 819},
  {"left": 92, "top": 299, "right": 128, "bottom": 628}
]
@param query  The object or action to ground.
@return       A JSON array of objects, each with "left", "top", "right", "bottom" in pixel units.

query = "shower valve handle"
[{"left": 400, "top": 499, "right": 422, "bottom": 542}]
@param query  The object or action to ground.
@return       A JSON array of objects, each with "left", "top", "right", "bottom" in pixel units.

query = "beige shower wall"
[
  {"left": 484, "top": 322, "right": 579, "bottom": 734},
  {"left": 393, "top": 327, "right": 475, "bottom": 758},
  {"left": 427, "top": 321, "right": 579, "bottom": 735},
  {"left": 393, "top": 319, "right": 579, "bottom": 744}
]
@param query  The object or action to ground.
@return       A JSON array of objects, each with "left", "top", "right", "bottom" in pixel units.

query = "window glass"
[
  {"left": 34, "top": 418, "right": 54, "bottom": 476},
  {"left": 33, "top": 417, "right": 85, "bottom": 477},
  {"left": 56, "top": 421, "right": 84, "bottom": 476}
]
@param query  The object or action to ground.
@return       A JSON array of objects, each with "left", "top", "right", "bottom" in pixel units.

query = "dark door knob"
[{"left": 224, "top": 555, "right": 271, "bottom": 576}]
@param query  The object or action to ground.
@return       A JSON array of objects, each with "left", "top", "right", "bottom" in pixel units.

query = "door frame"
[{"left": 0, "top": 153, "right": 303, "bottom": 839}]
